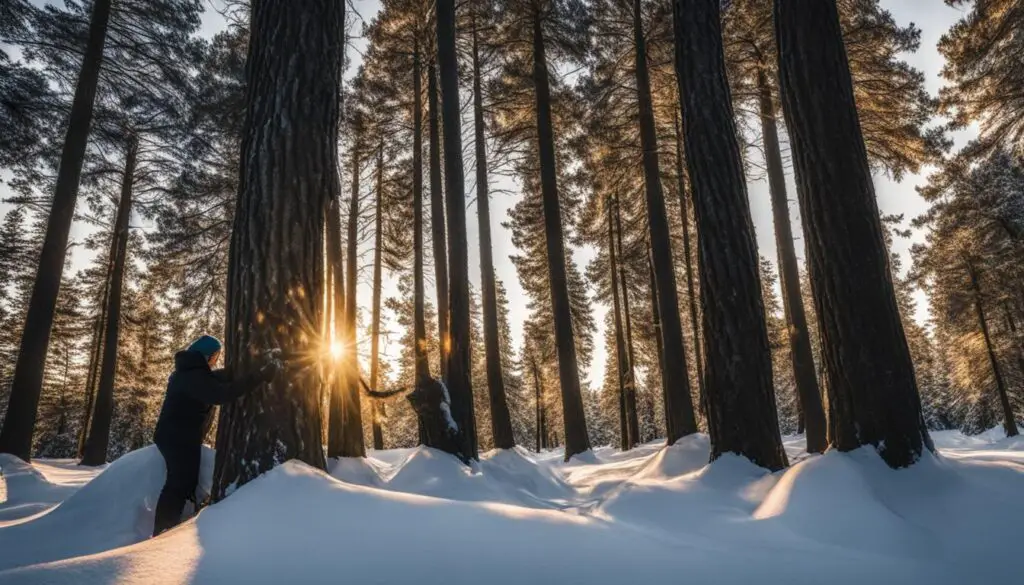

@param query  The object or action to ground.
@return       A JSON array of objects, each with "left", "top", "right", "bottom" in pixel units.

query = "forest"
[{"left": 0, "top": 0, "right": 1022, "bottom": 583}]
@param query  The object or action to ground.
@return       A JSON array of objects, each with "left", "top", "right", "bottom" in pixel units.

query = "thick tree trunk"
[
  {"left": 608, "top": 199, "right": 631, "bottom": 451},
  {"left": 634, "top": 0, "right": 695, "bottom": 445},
  {"left": 756, "top": 67, "right": 827, "bottom": 453},
  {"left": 472, "top": 13, "right": 515, "bottom": 449},
  {"left": 427, "top": 63, "right": 450, "bottom": 381},
  {"left": 0, "top": 0, "right": 112, "bottom": 460},
  {"left": 967, "top": 261, "right": 1018, "bottom": 437},
  {"left": 80, "top": 137, "right": 136, "bottom": 466},
  {"left": 326, "top": 196, "right": 347, "bottom": 458},
  {"left": 775, "top": 0, "right": 931, "bottom": 467},
  {"left": 532, "top": 15, "right": 590, "bottom": 461},
  {"left": 346, "top": 133, "right": 377, "bottom": 451},
  {"left": 437, "top": 0, "right": 477, "bottom": 460},
  {"left": 614, "top": 197, "right": 640, "bottom": 447},
  {"left": 674, "top": 0, "right": 786, "bottom": 470},
  {"left": 672, "top": 113, "right": 705, "bottom": 421},
  {"left": 212, "top": 1, "right": 342, "bottom": 497}
]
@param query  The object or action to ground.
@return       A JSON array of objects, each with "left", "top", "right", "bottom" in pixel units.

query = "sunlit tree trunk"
[
  {"left": 413, "top": 40, "right": 430, "bottom": 387},
  {"left": 212, "top": 1, "right": 342, "bottom": 497},
  {"left": 775, "top": 0, "right": 931, "bottom": 467},
  {"left": 532, "top": 12, "right": 590, "bottom": 460},
  {"left": 326, "top": 196, "right": 347, "bottom": 458},
  {"left": 0, "top": 0, "right": 112, "bottom": 460},
  {"left": 675, "top": 0, "right": 786, "bottom": 470},
  {"left": 81, "top": 136, "right": 137, "bottom": 466}
]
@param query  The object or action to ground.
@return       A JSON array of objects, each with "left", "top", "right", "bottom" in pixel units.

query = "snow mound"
[
  {"left": 0, "top": 445, "right": 213, "bottom": 572},
  {"left": 631, "top": 434, "right": 710, "bottom": 481},
  {"left": 1, "top": 458, "right": 950, "bottom": 585},
  {"left": 0, "top": 455, "right": 67, "bottom": 524},
  {"left": 755, "top": 447, "right": 1024, "bottom": 572},
  {"left": 477, "top": 447, "right": 574, "bottom": 501}
]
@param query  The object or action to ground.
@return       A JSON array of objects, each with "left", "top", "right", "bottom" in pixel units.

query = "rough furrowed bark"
[
  {"left": 675, "top": 0, "right": 787, "bottom": 471},
  {"left": 81, "top": 136, "right": 137, "bottom": 467},
  {"left": 634, "top": 0, "right": 696, "bottom": 445},
  {"left": 212, "top": 0, "right": 342, "bottom": 498},
  {"left": 472, "top": 10, "right": 515, "bottom": 450},
  {"left": 0, "top": 0, "right": 112, "bottom": 461},
  {"left": 532, "top": 15, "right": 590, "bottom": 461},
  {"left": 437, "top": 0, "right": 477, "bottom": 460},
  {"left": 775, "top": 0, "right": 931, "bottom": 467},
  {"left": 756, "top": 67, "right": 827, "bottom": 454}
]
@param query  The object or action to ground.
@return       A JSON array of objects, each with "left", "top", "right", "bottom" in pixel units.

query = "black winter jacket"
[{"left": 153, "top": 350, "right": 264, "bottom": 448}]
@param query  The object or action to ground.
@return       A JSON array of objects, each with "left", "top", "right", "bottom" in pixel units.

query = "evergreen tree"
[
  {"left": 775, "top": 0, "right": 932, "bottom": 467},
  {"left": 212, "top": 0, "right": 344, "bottom": 497},
  {"left": 674, "top": 0, "right": 787, "bottom": 470},
  {"left": 939, "top": 0, "right": 1024, "bottom": 155}
]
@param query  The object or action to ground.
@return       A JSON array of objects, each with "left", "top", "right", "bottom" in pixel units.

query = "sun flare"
[{"left": 329, "top": 341, "right": 344, "bottom": 361}]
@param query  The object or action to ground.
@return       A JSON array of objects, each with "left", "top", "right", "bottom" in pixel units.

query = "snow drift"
[
  {"left": 0, "top": 432, "right": 1021, "bottom": 584},
  {"left": 0, "top": 445, "right": 213, "bottom": 571}
]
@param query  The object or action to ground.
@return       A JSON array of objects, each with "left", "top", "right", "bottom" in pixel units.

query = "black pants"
[{"left": 153, "top": 443, "right": 200, "bottom": 536}]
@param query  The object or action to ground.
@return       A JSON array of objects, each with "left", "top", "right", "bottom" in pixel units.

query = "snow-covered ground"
[{"left": 0, "top": 430, "right": 1021, "bottom": 584}]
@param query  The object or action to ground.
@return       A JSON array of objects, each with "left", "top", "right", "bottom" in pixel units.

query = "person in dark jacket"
[{"left": 152, "top": 335, "right": 278, "bottom": 536}]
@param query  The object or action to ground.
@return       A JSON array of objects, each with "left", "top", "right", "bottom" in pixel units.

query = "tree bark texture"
[
  {"left": 775, "top": 0, "right": 932, "bottom": 467},
  {"left": 756, "top": 67, "right": 827, "bottom": 454},
  {"left": 532, "top": 15, "right": 590, "bottom": 461},
  {"left": 80, "top": 136, "right": 136, "bottom": 466},
  {"left": 212, "top": 0, "right": 342, "bottom": 498},
  {"left": 472, "top": 12, "right": 515, "bottom": 450},
  {"left": 0, "top": 0, "right": 112, "bottom": 460},
  {"left": 634, "top": 0, "right": 696, "bottom": 444},
  {"left": 437, "top": 0, "right": 477, "bottom": 460},
  {"left": 674, "top": 0, "right": 787, "bottom": 470}
]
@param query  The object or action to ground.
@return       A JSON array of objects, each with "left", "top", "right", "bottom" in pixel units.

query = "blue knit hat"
[{"left": 188, "top": 335, "right": 222, "bottom": 359}]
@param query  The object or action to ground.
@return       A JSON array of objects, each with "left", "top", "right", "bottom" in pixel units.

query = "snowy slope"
[{"left": 0, "top": 432, "right": 1021, "bottom": 584}]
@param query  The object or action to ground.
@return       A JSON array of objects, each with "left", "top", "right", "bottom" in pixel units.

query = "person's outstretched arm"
[{"left": 186, "top": 358, "right": 278, "bottom": 405}]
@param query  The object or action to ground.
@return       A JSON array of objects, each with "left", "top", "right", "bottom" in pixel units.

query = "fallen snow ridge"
[{"left": 0, "top": 430, "right": 1020, "bottom": 584}]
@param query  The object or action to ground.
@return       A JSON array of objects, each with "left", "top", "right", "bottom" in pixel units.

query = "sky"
[{"left": 4, "top": 0, "right": 977, "bottom": 391}]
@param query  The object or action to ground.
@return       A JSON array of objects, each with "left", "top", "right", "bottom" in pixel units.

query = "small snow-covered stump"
[{"left": 363, "top": 377, "right": 469, "bottom": 463}]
